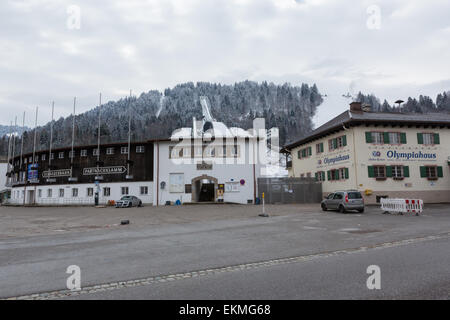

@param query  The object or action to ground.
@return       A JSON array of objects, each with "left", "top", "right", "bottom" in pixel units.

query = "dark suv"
[{"left": 321, "top": 190, "right": 364, "bottom": 213}]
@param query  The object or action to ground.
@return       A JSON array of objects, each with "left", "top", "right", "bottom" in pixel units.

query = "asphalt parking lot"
[
  {"left": 1, "top": 202, "right": 449, "bottom": 240},
  {"left": 0, "top": 202, "right": 449, "bottom": 299}
]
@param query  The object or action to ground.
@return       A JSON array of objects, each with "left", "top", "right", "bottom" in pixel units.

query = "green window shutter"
[
  {"left": 327, "top": 170, "right": 331, "bottom": 181},
  {"left": 320, "top": 143, "right": 324, "bottom": 153},
  {"left": 365, "top": 132, "right": 372, "bottom": 143},
  {"left": 342, "top": 135, "right": 347, "bottom": 146},
  {"left": 334, "top": 138, "right": 338, "bottom": 149},
  {"left": 434, "top": 133, "right": 440, "bottom": 145},
  {"left": 437, "top": 166, "right": 443, "bottom": 178},
  {"left": 322, "top": 172, "right": 325, "bottom": 181},
  {"left": 417, "top": 133, "right": 423, "bottom": 144},
  {"left": 308, "top": 146, "right": 312, "bottom": 156},
  {"left": 420, "top": 166, "right": 427, "bottom": 178},
  {"left": 403, "top": 166, "right": 410, "bottom": 178},
  {"left": 297, "top": 150, "right": 301, "bottom": 159},
  {"left": 368, "top": 166, "right": 374, "bottom": 178},
  {"left": 383, "top": 132, "right": 390, "bottom": 144},
  {"left": 314, "top": 172, "right": 318, "bottom": 181},
  {"left": 344, "top": 168, "right": 349, "bottom": 179},
  {"left": 400, "top": 132, "right": 407, "bottom": 144},
  {"left": 386, "top": 166, "right": 392, "bottom": 177}
]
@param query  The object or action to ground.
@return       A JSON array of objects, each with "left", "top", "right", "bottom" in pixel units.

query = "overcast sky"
[{"left": 1, "top": 0, "right": 449, "bottom": 128}]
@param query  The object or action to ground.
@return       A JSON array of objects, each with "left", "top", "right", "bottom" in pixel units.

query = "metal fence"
[{"left": 258, "top": 177, "right": 322, "bottom": 204}]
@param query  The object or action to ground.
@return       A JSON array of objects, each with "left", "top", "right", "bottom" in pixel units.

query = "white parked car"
[{"left": 115, "top": 196, "right": 142, "bottom": 208}]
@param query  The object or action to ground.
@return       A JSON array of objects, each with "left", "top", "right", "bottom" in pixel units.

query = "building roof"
[{"left": 283, "top": 109, "right": 450, "bottom": 151}]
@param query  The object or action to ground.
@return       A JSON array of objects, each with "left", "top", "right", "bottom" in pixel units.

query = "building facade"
[
  {"left": 6, "top": 142, "right": 155, "bottom": 205},
  {"left": 283, "top": 102, "right": 450, "bottom": 204},
  {"left": 5, "top": 111, "right": 269, "bottom": 206},
  {"left": 152, "top": 118, "right": 265, "bottom": 206}
]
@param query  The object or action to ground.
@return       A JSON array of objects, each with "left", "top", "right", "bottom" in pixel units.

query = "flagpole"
[
  {"left": 126, "top": 89, "right": 133, "bottom": 179},
  {"left": 47, "top": 102, "right": 54, "bottom": 183},
  {"left": 69, "top": 97, "right": 77, "bottom": 182}
]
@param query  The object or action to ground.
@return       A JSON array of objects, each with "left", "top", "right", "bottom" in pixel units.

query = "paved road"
[
  {"left": 1, "top": 206, "right": 449, "bottom": 299},
  {"left": 68, "top": 236, "right": 450, "bottom": 300}
]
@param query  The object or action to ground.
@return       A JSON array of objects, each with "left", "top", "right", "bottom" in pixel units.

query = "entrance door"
[
  {"left": 199, "top": 182, "right": 215, "bottom": 202},
  {"left": 191, "top": 175, "right": 218, "bottom": 203},
  {"left": 27, "top": 190, "right": 35, "bottom": 205}
]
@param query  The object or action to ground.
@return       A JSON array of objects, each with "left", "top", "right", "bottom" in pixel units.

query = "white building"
[
  {"left": 284, "top": 102, "right": 450, "bottom": 204},
  {"left": 152, "top": 115, "right": 267, "bottom": 206}
]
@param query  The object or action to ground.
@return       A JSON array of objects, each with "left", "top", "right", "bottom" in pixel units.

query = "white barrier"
[{"left": 380, "top": 198, "right": 423, "bottom": 215}]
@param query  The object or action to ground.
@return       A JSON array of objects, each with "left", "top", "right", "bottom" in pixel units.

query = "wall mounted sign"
[
  {"left": 369, "top": 150, "right": 437, "bottom": 162},
  {"left": 42, "top": 168, "right": 72, "bottom": 178},
  {"left": 197, "top": 162, "right": 213, "bottom": 170},
  {"left": 27, "top": 164, "right": 39, "bottom": 181},
  {"left": 83, "top": 166, "right": 127, "bottom": 175}
]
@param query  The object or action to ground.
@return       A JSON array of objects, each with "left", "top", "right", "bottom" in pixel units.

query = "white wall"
[
  {"left": 8, "top": 181, "right": 153, "bottom": 205},
  {"left": 153, "top": 140, "right": 260, "bottom": 205},
  {"left": 0, "top": 163, "right": 7, "bottom": 191}
]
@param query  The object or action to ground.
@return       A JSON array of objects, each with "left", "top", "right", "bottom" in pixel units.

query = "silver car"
[
  {"left": 321, "top": 190, "right": 364, "bottom": 213},
  {"left": 115, "top": 196, "right": 142, "bottom": 208}
]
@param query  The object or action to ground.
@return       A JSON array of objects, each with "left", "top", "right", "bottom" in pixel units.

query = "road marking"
[{"left": 3, "top": 232, "right": 449, "bottom": 300}]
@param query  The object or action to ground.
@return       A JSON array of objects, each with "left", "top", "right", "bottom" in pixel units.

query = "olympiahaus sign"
[
  {"left": 83, "top": 166, "right": 127, "bottom": 175},
  {"left": 42, "top": 168, "right": 72, "bottom": 178}
]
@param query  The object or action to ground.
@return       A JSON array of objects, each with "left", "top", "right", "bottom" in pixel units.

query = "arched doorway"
[{"left": 191, "top": 175, "right": 218, "bottom": 203}]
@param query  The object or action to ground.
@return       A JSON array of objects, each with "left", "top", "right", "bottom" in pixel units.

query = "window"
[
  {"left": 348, "top": 192, "right": 362, "bottom": 199},
  {"left": 50, "top": 153, "right": 54, "bottom": 160},
  {"left": 388, "top": 132, "right": 401, "bottom": 144},
  {"left": 93, "top": 148, "right": 99, "bottom": 156},
  {"left": 47, "top": 189, "right": 52, "bottom": 198},
  {"left": 136, "top": 146, "right": 145, "bottom": 153},
  {"left": 106, "top": 147, "right": 114, "bottom": 155},
  {"left": 372, "top": 132, "right": 383, "bottom": 144},
  {"left": 69, "top": 150, "right": 75, "bottom": 158},
  {"left": 140, "top": 186, "right": 148, "bottom": 195},
  {"left": 420, "top": 166, "right": 443, "bottom": 179},
  {"left": 298, "top": 146, "right": 312, "bottom": 159},
  {"left": 58, "top": 152, "right": 64, "bottom": 159},
  {"left": 103, "top": 187, "right": 110, "bottom": 197},
  {"left": 81, "top": 149, "right": 87, "bottom": 157},
  {"left": 315, "top": 171, "right": 326, "bottom": 182},
  {"left": 194, "top": 146, "right": 203, "bottom": 158},
  {"left": 72, "top": 188, "right": 78, "bottom": 197},
  {"left": 316, "top": 143, "right": 324, "bottom": 154},
  {"left": 41, "top": 154, "right": 46, "bottom": 161},
  {"left": 373, "top": 166, "right": 386, "bottom": 179},
  {"left": 328, "top": 135, "right": 347, "bottom": 151},
  {"left": 29, "top": 157, "right": 32, "bottom": 163},
  {"left": 391, "top": 165, "right": 403, "bottom": 178},
  {"left": 87, "top": 188, "right": 93, "bottom": 197},
  {"left": 38, "top": 189, "right": 42, "bottom": 198},
  {"left": 366, "top": 132, "right": 407, "bottom": 144},
  {"left": 59, "top": 189, "right": 64, "bottom": 198},
  {"left": 121, "top": 147, "right": 129, "bottom": 154},
  {"left": 333, "top": 193, "right": 343, "bottom": 200},
  {"left": 418, "top": 133, "right": 440, "bottom": 145},
  {"left": 121, "top": 187, "right": 129, "bottom": 195},
  {"left": 328, "top": 168, "right": 349, "bottom": 181}
]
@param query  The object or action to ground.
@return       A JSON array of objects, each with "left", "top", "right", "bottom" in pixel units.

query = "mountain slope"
[{"left": 0, "top": 81, "right": 323, "bottom": 156}]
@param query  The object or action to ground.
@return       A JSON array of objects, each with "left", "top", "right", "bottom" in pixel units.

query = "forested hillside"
[{"left": 0, "top": 81, "right": 323, "bottom": 156}]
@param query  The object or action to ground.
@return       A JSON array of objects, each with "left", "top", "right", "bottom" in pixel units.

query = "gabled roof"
[{"left": 283, "top": 110, "right": 450, "bottom": 151}]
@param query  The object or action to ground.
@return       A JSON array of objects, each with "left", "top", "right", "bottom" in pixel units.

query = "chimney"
[{"left": 349, "top": 101, "right": 362, "bottom": 112}]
